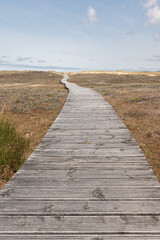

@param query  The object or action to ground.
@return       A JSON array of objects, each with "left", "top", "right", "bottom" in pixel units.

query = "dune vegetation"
[
  {"left": 69, "top": 71, "right": 160, "bottom": 182},
  {"left": 0, "top": 71, "right": 68, "bottom": 189}
]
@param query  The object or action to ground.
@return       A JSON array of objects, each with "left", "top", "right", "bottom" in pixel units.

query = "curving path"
[{"left": 0, "top": 75, "right": 160, "bottom": 239}]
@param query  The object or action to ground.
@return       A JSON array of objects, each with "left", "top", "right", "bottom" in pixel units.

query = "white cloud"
[
  {"left": 144, "top": 0, "right": 160, "bottom": 24},
  {"left": 84, "top": 6, "right": 98, "bottom": 23},
  {"left": 155, "top": 33, "right": 160, "bottom": 40},
  {"left": 144, "top": 0, "right": 157, "bottom": 8},
  {"left": 147, "top": 5, "right": 160, "bottom": 23}
]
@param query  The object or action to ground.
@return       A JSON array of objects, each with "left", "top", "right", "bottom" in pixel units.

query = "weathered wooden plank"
[
  {"left": 0, "top": 235, "right": 160, "bottom": 240},
  {"left": 26, "top": 155, "right": 148, "bottom": 163},
  {"left": 12, "top": 169, "right": 155, "bottom": 180},
  {"left": 1, "top": 187, "right": 160, "bottom": 200},
  {"left": 7, "top": 178, "right": 158, "bottom": 187},
  {"left": 52, "top": 121, "right": 125, "bottom": 126},
  {"left": 53, "top": 117, "right": 123, "bottom": 122},
  {"left": 61, "top": 108, "right": 114, "bottom": 112},
  {"left": 44, "top": 133, "right": 133, "bottom": 141},
  {"left": 1, "top": 200, "right": 160, "bottom": 215},
  {"left": 50, "top": 125, "right": 126, "bottom": 130},
  {"left": 48, "top": 126, "right": 131, "bottom": 133},
  {"left": 45, "top": 132, "right": 133, "bottom": 139},
  {"left": 41, "top": 137, "right": 136, "bottom": 143},
  {"left": 31, "top": 148, "right": 144, "bottom": 157},
  {"left": 55, "top": 116, "right": 120, "bottom": 120},
  {"left": 37, "top": 142, "right": 138, "bottom": 150},
  {"left": 45, "top": 135, "right": 132, "bottom": 141},
  {"left": 20, "top": 162, "right": 150, "bottom": 170},
  {"left": 59, "top": 113, "right": 118, "bottom": 118},
  {"left": 0, "top": 215, "right": 160, "bottom": 232},
  {"left": 61, "top": 107, "right": 113, "bottom": 111}
]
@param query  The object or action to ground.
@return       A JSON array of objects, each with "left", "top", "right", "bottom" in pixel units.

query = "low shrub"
[{"left": 0, "top": 118, "right": 29, "bottom": 174}]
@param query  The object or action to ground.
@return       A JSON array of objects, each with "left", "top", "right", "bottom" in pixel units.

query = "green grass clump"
[
  {"left": 0, "top": 119, "right": 29, "bottom": 174},
  {"left": 128, "top": 96, "right": 141, "bottom": 103}
]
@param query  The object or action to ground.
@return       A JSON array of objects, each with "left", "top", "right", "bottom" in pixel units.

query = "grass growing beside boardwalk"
[
  {"left": 0, "top": 118, "right": 29, "bottom": 180},
  {"left": 0, "top": 71, "right": 68, "bottom": 189},
  {"left": 69, "top": 72, "right": 160, "bottom": 182}
]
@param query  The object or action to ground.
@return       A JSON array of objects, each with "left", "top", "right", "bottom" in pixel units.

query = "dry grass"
[
  {"left": 69, "top": 72, "right": 160, "bottom": 182},
  {"left": 0, "top": 71, "right": 68, "bottom": 189}
]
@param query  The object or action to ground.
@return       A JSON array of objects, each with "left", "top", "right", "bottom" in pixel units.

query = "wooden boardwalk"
[{"left": 0, "top": 75, "right": 160, "bottom": 239}]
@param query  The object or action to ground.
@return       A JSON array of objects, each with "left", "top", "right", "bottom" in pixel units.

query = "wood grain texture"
[
  {"left": 0, "top": 236, "right": 160, "bottom": 240},
  {"left": 0, "top": 75, "right": 159, "bottom": 238}
]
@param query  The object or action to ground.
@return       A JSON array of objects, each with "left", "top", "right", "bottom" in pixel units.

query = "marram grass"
[{"left": 0, "top": 118, "right": 29, "bottom": 174}]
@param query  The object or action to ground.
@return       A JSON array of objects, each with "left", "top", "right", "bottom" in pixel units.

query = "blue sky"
[{"left": 0, "top": 0, "right": 160, "bottom": 71}]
